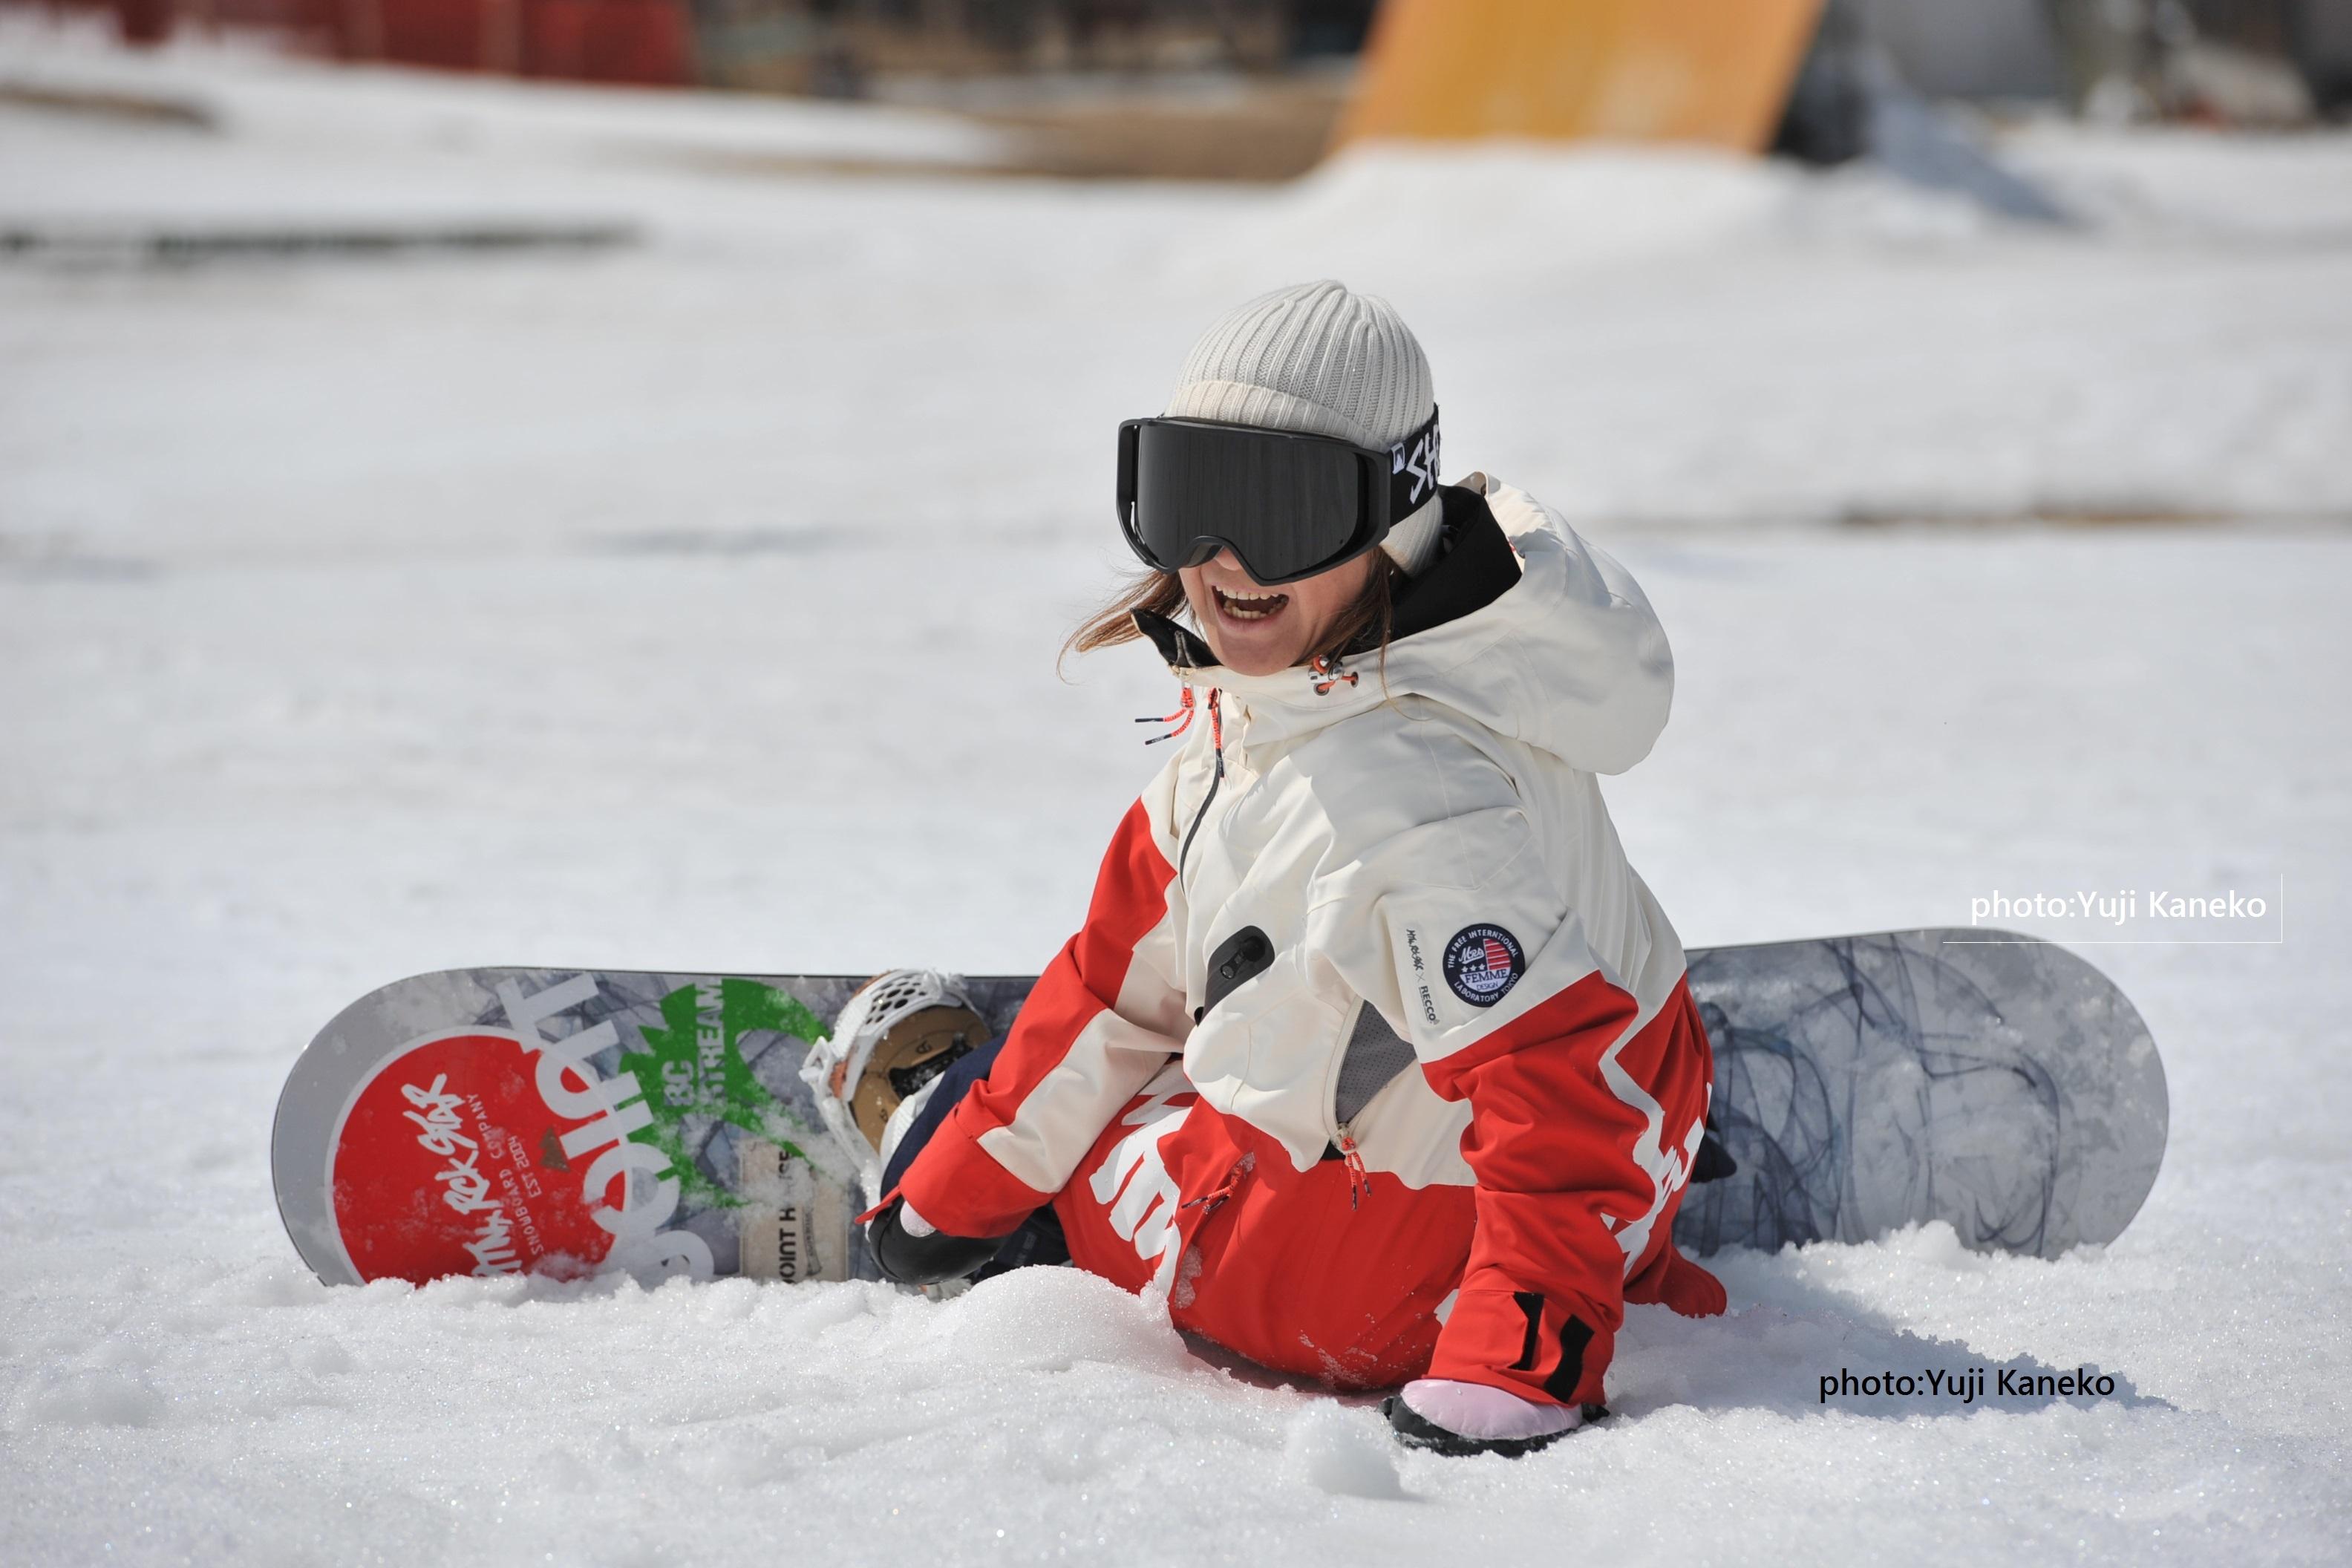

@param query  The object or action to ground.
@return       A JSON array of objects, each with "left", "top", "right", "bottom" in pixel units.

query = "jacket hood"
[{"left": 1136, "top": 474, "right": 1673, "bottom": 776}]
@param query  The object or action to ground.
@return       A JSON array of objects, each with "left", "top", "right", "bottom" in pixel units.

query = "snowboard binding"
[{"left": 797, "top": 968, "right": 986, "bottom": 1204}]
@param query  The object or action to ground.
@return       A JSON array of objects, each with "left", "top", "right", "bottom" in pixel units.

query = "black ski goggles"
[{"left": 1116, "top": 406, "right": 1440, "bottom": 586}]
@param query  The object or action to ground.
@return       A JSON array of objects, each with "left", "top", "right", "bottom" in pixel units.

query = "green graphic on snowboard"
[{"left": 615, "top": 979, "right": 832, "bottom": 1209}]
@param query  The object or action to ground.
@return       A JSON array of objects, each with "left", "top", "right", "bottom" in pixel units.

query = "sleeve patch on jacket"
[{"left": 1443, "top": 924, "right": 1524, "bottom": 1007}]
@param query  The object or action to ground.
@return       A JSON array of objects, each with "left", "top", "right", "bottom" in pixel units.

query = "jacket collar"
[
  {"left": 1373, "top": 484, "right": 1521, "bottom": 645},
  {"left": 1134, "top": 606, "right": 1218, "bottom": 671}
]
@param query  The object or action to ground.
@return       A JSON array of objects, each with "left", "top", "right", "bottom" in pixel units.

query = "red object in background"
[
  {"left": 526, "top": 0, "right": 690, "bottom": 87},
  {"left": 64, "top": 0, "right": 687, "bottom": 88},
  {"left": 373, "top": 0, "right": 692, "bottom": 87},
  {"left": 376, "top": 0, "right": 497, "bottom": 72},
  {"left": 114, "top": 0, "right": 174, "bottom": 45},
  {"left": 301, "top": 0, "right": 694, "bottom": 87},
  {"left": 62, "top": 0, "right": 691, "bottom": 88}
]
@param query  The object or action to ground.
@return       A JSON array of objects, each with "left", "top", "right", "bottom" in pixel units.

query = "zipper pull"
[
  {"left": 1337, "top": 1128, "right": 1369, "bottom": 1211},
  {"left": 1181, "top": 1152, "right": 1253, "bottom": 1216}
]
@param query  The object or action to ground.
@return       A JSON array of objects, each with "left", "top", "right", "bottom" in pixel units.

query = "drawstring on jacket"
[
  {"left": 1137, "top": 687, "right": 1197, "bottom": 745},
  {"left": 1134, "top": 686, "right": 1221, "bottom": 764}
]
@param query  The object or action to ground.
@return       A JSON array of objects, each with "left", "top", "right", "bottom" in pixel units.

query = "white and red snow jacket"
[{"left": 898, "top": 474, "right": 1723, "bottom": 1406}]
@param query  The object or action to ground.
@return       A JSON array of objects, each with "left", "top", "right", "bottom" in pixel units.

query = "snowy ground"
[{"left": 3, "top": 22, "right": 2349, "bottom": 1567}]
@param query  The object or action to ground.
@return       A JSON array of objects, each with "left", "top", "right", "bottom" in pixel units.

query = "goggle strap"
[{"left": 1383, "top": 404, "right": 1443, "bottom": 523}]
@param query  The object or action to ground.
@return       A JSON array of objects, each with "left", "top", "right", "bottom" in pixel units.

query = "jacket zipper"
[
  {"left": 1176, "top": 690, "right": 1226, "bottom": 883},
  {"left": 1322, "top": 1001, "right": 1370, "bottom": 1209},
  {"left": 1167, "top": 687, "right": 1368, "bottom": 1209}
]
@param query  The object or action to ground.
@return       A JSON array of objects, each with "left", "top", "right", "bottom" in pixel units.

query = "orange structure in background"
[{"left": 1340, "top": 0, "right": 1825, "bottom": 151}]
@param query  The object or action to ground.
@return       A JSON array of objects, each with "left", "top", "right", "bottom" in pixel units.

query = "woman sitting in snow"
[{"left": 801, "top": 280, "right": 1726, "bottom": 1457}]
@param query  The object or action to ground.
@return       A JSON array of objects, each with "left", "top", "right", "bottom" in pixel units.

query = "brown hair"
[{"left": 1060, "top": 555, "right": 1402, "bottom": 678}]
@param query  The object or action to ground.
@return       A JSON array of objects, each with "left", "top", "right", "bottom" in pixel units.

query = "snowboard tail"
[
  {"left": 1673, "top": 930, "right": 2166, "bottom": 1260},
  {"left": 272, "top": 929, "right": 2165, "bottom": 1287}
]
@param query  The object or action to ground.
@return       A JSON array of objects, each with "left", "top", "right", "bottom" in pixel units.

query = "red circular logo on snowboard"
[{"left": 330, "top": 1033, "right": 618, "bottom": 1284}]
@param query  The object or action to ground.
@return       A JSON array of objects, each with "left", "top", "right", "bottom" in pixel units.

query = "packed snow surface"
[{"left": 2, "top": 22, "right": 2348, "bottom": 1567}]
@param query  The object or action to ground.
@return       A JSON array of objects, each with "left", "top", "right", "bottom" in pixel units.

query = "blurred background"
[
  {"left": 1, "top": 0, "right": 2346, "bottom": 1019},
  {"left": 16, "top": 1, "right": 2352, "bottom": 173}
]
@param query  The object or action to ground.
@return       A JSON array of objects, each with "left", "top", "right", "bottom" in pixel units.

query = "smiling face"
[{"left": 1178, "top": 546, "right": 1379, "bottom": 676}]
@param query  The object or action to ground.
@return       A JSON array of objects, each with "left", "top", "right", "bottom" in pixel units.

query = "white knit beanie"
[{"left": 1163, "top": 280, "right": 1446, "bottom": 578}]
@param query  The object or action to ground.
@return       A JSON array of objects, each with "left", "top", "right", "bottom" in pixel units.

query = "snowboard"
[{"left": 272, "top": 928, "right": 2166, "bottom": 1288}]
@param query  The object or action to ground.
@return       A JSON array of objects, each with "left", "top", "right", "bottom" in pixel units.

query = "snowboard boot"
[{"left": 797, "top": 968, "right": 986, "bottom": 1208}]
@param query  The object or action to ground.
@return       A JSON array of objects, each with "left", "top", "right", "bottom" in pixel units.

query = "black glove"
[
  {"left": 867, "top": 1197, "right": 1009, "bottom": 1286},
  {"left": 1691, "top": 1117, "right": 1738, "bottom": 1183}
]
